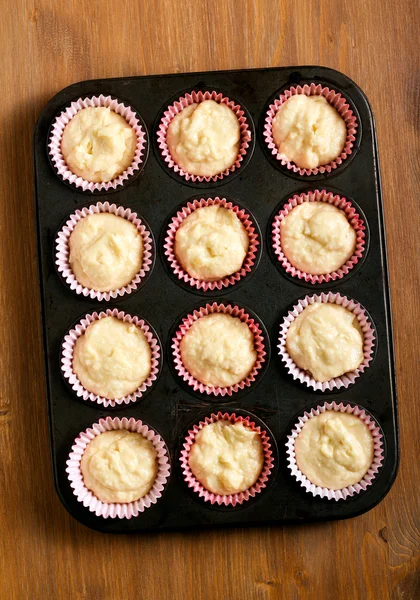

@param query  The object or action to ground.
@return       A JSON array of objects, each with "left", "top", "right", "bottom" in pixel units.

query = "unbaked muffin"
[
  {"left": 280, "top": 201, "right": 356, "bottom": 275},
  {"left": 174, "top": 205, "right": 249, "bottom": 281},
  {"left": 179, "top": 313, "right": 257, "bottom": 387},
  {"left": 61, "top": 106, "right": 136, "bottom": 182},
  {"left": 73, "top": 316, "right": 152, "bottom": 399},
  {"left": 294, "top": 411, "right": 374, "bottom": 489},
  {"left": 189, "top": 420, "right": 264, "bottom": 495},
  {"left": 272, "top": 95, "right": 346, "bottom": 169},
  {"left": 286, "top": 303, "right": 364, "bottom": 382},
  {"left": 69, "top": 212, "right": 143, "bottom": 292},
  {"left": 80, "top": 430, "right": 158, "bottom": 503},
  {"left": 166, "top": 100, "right": 240, "bottom": 177}
]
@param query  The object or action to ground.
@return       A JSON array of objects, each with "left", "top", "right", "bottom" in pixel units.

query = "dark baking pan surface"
[{"left": 34, "top": 66, "right": 398, "bottom": 533}]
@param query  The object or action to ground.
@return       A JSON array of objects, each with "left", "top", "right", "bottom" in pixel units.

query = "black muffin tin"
[{"left": 34, "top": 66, "right": 398, "bottom": 534}]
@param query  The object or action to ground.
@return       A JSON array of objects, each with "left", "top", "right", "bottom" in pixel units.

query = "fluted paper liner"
[
  {"left": 48, "top": 94, "right": 147, "bottom": 192},
  {"left": 55, "top": 201, "right": 153, "bottom": 301},
  {"left": 272, "top": 189, "right": 366, "bottom": 284},
  {"left": 66, "top": 416, "right": 171, "bottom": 518},
  {"left": 172, "top": 303, "right": 267, "bottom": 397},
  {"left": 61, "top": 308, "right": 161, "bottom": 408},
  {"left": 286, "top": 402, "right": 384, "bottom": 500},
  {"left": 157, "top": 90, "right": 252, "bottom": 182},
  {"left": 164, "top": 197, "right": 259, "bottom": 291},
  {"left": 278, "top": 292, "right": 375, "bottom": 391},
  {"left": 263, "top": 83, "right": 358, "bottom": 176},
  {"left": 180, "top": 411, "right": 274, "bottom": 506}
]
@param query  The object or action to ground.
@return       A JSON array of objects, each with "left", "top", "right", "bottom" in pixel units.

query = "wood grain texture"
[{"left": 1, "top": 1, "right": 419, "bottom": 598}]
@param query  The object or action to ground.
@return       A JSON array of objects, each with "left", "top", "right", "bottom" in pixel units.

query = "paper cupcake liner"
[
  {"left": 278, "top": 292, "right": 375, "bottom": 391},
  {"left": 55, "top": 202, "right": 154, "bottom": 301},
  {"left": 272, "top": 189, "right": 366, "bottom": 284},
  {"left": 66, "top": 416, "right": 171, "bottom": 518},
  {"left": 48, "top": 94, "right": 147, "bottom": 192},
  {"left": 61, "top": 308, "right": 161, "bottom": 408},
  {"left": 263, "top": 83, "right": 358, "bottom": 176},
  {"left": 180, "top": 411, "right": 274, "bottom": 506},
  {"left": 164, "top": 197, "right": 259, "bottom": 291},
  {"left": 286, "top": 401, "right": 384, "bottom": 500},
  {"left": 156, "top": 90, "right": 252, "bottom": 182},
  {"left": 172, "top": 303, "right": 267, "bottom": 397}
]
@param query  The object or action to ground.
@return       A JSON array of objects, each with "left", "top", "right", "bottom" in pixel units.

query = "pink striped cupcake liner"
[
  {"left": 66, "top": 416, "right": 171, "bottom": 519},
  {"left": 278, "top": 292, "right": 376, "bottom": 391},
  {"left": 272, "top": 189, "right": 366, "bottom": 284},
  {"left": 286, "top": 402, "right": 384, "bottom": 501},
  {"left": 156, "top": 90, "right": 252, "bottom": 183},
  {"left": 164, "top": 197, "right": 260, "bottom": 291},
  {"left": 180, "top": 411, "right": 274, "bottom": 506},
  {"left": 61, "top": 308, "right": 161, "bottom": 408},
  {"left": 55, "top": 201, "right": 154, "bottom": 301},
  {"left": 48, "top": 94, "right": 147, "bottom": 192},
  {"left": 263, "top": 83, "right": 358, "bottom": 176},
  {"left": 172, "top": 303, "right": 267, "bottom": 397}
]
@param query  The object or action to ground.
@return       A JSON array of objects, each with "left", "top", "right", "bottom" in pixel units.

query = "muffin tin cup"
[
  {"left": 156, "top": 90, "right": 252, "bottom": 183},
  {"left": 263, "top": 83, "right": 358, "bottom": 176},
  {"left": 172, "top": 302, "right": 268, "bottom": 398},
  {"left": 180, "top": 411, "right": 274, "bottom": 507},
  {"left": 48, "top": 94, "right": 148, "bottom": 193},
  {"left": 271, "top": 189, "right": 367, "bottom": 284},
  {"left": 163, "top": 196, "right": 260, "bottom": 292},
  {"left": 286, "top": 401, "right": 384, "bottom": 501},
  {"left": 55, "top": 201, "right": 154, "bottom": 301},
  {"left": 61, "top": 308, "right": 162, "bottom": 408},
  {"left": 278, "top": 292, "right": 376, "bottom": 392},
  {"left": 66, "top": 416, "right": 171, "bottom": 519}
]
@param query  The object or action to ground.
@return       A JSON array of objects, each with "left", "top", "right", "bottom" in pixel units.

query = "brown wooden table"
[{"left": 1, "top": 1, "right": 419, "bottom": 598}]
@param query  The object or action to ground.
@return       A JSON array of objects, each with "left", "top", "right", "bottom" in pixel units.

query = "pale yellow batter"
[
  {"left": 272, "top": 95, "right": 346, "bottom": 169},
  {"left": 280, "top": 202, "right": 356, "bottom": 274},
  {"left": 69, "top": 213, "right": 143, "bottom": 292},
  {"left": 61, "top": 107, "right": 137, "bottom": 182},
  {"left": 175, "top": 205, "right": 249, "bottom": 281},
  {"left": 189, "top": 420, "right": 264, "bottom": 495},
  {"left": 73, "top": 316, "right": 152, "bottom": 399},
  {"left": 286, "top": 303, "right": 364, "bottom": 382},
  {"left": 81, "top": 430, "right": 158, "bottom": 503},
  {"left": 180, "top": 313, "right": 257, "bottom": 387},
  {"left": 295, "top": 412, "right": 374, "bottom": 489},
  {"left": 167, "top": 100, "right": 240, "bottom": 176}
]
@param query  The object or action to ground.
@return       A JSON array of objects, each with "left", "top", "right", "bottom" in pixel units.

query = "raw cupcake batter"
[
  {"left": 180, "top": 313, "right": 257, "bottom": 387},
  {"left": 73, "top": 316, "right": 152, "bottom": 399},
  {"left": 69, "top": 212, "right": 143, "bottom": 292},
  {"left": 280, "top": 201, "right": 356, "bottom": 274},
  {"left": 167, "top": 100, "right": 240, "bottom": 176},
  {"left": 286, "top": 303, "right": 364, "bottom": 382},
  {"left": 61, "top": 106, "right": 137, "bottom": 182},
  {"left": 295, "top": 411, "right": 374, "bottom": 489},
  {"left": 189, "top": 420, "right": 264, "bottom": 495},
  {"left": 81, "top": 430, "right": 158, "bottom": 503},
  {"left": 272, "top": 94, "right": 346, "bottom": 169},
  {"left": 175, "top": 205, "right": 249, "bottom": 281}
]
